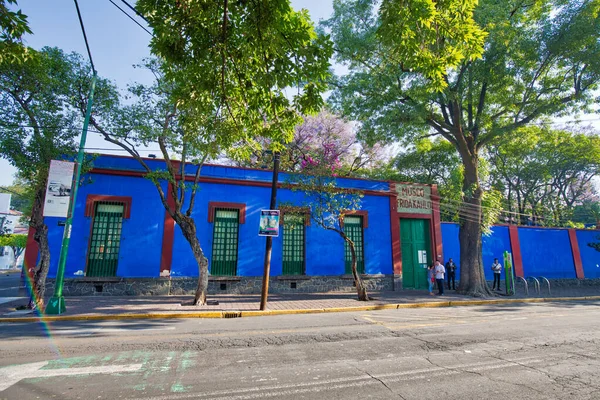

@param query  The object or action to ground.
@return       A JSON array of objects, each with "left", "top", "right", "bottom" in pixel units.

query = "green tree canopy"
[
  {"left": 0, "top": 0, "right": 31, "bottom": 64},
  {"left": 0, "top": 47, "right": 82, "bottom": 308},
  {"left": 324, "top": 0, "right": 600, "bottom": 296}
]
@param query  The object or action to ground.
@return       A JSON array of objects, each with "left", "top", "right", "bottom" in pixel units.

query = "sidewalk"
[{"left": 1, "top": 285, "right": 599, "bottom": 322}]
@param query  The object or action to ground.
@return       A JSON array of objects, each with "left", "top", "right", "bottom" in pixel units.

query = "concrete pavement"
[{"left": 1, "top": 284, "right": 599, "bottom": 322}]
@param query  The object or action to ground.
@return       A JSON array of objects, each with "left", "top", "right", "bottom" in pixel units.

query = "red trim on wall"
[
  {"left": 389, "top": 183, "right": 403, "bottom": 275},
  {"left": 431, "top": 185, "right": 444, "bottom": 261},
  {"left": 160, "top": 182, "right": 176, "bottom": 276},
  {"left": 24, "top": 226, "right": 38, "bottom": 272},
  {"left": 208, "top": 202, "right": 246, "bottom": 223},
  {"left": 340, "top": 210, "right": 369, "bottom": 229},
  {"left": 508, "top": 225, "right": 524, "bottom": 277},
  {"left": 88, "top": 168, "right": 393, "bottom": 197},
  {"left": 85, "top": 195, "right": 132, "bottom": 219},
  {"left": 397, "top": 212, "right": 432, "bottom": 219},
  {"left": 568, "top": 228, "right": 585, "bottom": 279}
]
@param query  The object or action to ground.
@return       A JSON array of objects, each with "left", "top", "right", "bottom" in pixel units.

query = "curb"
[{"left": 1, "top": 295, "right": 599, "bottom": 323}]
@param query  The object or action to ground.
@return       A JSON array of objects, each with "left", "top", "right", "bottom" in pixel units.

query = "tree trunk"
[
  {"left": 175, "top": 213, "right": 209, "bottom": 305},
  {"left": 11, "top": 248, "right": 21, "bottom": 270},
  {"left": 342, "top": 233, "right": 369, "bottom": 301},
  {"left": 457, "top": 152, "right": 494, "bottom": 297},
  {"left": 29, "top": 186, "right": 50, "bottom": 310}
]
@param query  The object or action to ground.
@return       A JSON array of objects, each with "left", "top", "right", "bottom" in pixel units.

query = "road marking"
[
  {"left": 0, "top": 297, "right": 23, "bottom": 305},
  {"left": 0, "top": 361, "right": 143, "bottom": 391}
]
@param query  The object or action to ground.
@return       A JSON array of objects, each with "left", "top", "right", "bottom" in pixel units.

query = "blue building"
[
  {"left": 24, "top": 154, "right": 597, "bottom": 296},
  {"left": 25, "top": 154, "right": 447, "bottom": 295}
]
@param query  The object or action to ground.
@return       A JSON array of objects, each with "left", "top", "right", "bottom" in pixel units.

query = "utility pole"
[
  {"left": 260, "top": 152, "right": 280, "bottom": 311},
  {"left": 45, "top": 73, "right": 97, "bottom": 315}
]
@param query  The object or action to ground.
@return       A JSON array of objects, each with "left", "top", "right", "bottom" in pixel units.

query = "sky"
[{"left": 0, "top": 0, "right": 335, "bottom": 187}]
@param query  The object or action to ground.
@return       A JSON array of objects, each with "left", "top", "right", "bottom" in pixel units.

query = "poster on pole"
[
  {"left": 43, "top": 160, "right": 75, "bottom": 218},
  {"left": 258, "top": 210, "right": 280, "bottom": 237}
]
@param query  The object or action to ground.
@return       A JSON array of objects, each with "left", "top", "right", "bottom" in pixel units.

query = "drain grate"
[{"left": 223, "top": 311, "right": 242, "bottom": 319}]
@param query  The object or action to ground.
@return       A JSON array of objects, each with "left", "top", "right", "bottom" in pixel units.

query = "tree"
[
  {"left": 287, "top": 142, "right": 369, "bottom": 301},
  {"left": 489, "top": 127, "right": 600, "bottom": 226},
  {"left": 0, "top": 47, "right": 80, "bottom": 308},
  {"left": 0, "top": 233, "right": 27, "bottom": 269},
  {"left": 237, "top": 111, "right": 386, "bottom": 175},
  {"left": 0, "top": 0, "right": 32, "bottom": 64},
  {"left": 0, "top": 179, "right": 31, "bottom": 213},
  {"left": 324, "top": 0, "right": 600, "bottom": 296},
  {"left": 79, "top": 1, "right": 332, "bottom": 305}
]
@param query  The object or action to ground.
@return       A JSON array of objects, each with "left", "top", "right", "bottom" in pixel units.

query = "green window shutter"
[
  {"left": 344, "top": 215, "right": 365, "bottom": 274},
  {"left": 282, "top": 214, "right": 305, "bottom": 275},
  {"left": 211, "top": 209, "right": 239, "bottom": 276},
  {"left": 87, "top": 202, "right": 125, "bottom": 277}
]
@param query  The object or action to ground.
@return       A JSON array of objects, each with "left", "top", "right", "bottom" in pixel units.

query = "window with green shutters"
[
  {"left": 344, "top": 215, "right": 365, "bottom": 274},
  {"left": 211, "top": 208, "right": 240, "bottom": 276},
  {"left": 87, "top": 202, "right": 124, "bottom": 277},
  {"left": 282, "top": 214, "right": 305, "bottom": 275}
]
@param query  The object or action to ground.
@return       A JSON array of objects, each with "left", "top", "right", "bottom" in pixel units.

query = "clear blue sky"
[{"left": 0, "top": 0, "right": 335, "bottom": 187}]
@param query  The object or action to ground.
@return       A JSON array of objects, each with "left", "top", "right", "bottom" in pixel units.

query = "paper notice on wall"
[
  {"left": 418, "top": 250, "right": 428, "bottom": 264},
  {"left": 43, "top": 160, "right": 75, "bottom": 218},
  {"left": 258, "top": 210, "right": 280, "bottom": 237}
]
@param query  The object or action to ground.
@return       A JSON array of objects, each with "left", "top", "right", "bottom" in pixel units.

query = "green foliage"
[
  {"left": 287, "top": 149, "right": 363, "bottom": 233},
  {"left": 137, "top": 0, "right": 333, "bottom": 156},
  {"left": 378, "top": 0, "right": 487, "bottom": 90},
  {"left": 0, "top": 47, "right": 83, "bottom": 200},
  {"left": 0, "top": 180, "right": 30, "bottom": 213},
  {"left": 573, "top": 201, "right": 600, "bottom": 226},
  {"left": 0, "top": 0, "right": 32, "bottom": 64},
  {"left": 489, "top": 126, "right": 600, "bottom": 226},
  {"left": 0, "top": 233, "right": 26, "bottom": 248}
]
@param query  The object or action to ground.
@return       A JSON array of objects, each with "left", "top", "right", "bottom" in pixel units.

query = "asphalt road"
[
  {"left": 1, "top": 300, "right": 600, "bottom": 399},
  {"left": 0, "top": 271, "right": 21, "bottom": 298}
]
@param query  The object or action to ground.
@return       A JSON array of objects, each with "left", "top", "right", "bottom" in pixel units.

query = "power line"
[
  {"left": 108, "top": 0, "right": 153, "bottom": 36},
  {"left": 73, "top": 0, "right": 96, "bottom": 73},
  {"left": 120, "top": 0, "right": 150, "bottom": 24}
]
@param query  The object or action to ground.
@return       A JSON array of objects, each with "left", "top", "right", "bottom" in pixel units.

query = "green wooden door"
[
  {"left": 87, "top": 203, "right": 124, "bottom": 277},
  {"left": 282, "top": 214, "right": 305, "bottom": 275},
  {"left": 344, "top": 216, "right": 365, "bottom": 274},
  {"left": 211, "top": 209, "right": 240, "bottom": 276},
  {"left": 400, "top": 219, "right": 431, "bottom": 289}
]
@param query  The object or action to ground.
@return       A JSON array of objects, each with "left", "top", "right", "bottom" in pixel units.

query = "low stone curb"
[{"left": 1, "top": 295, "right": 599, "bottom": 323}]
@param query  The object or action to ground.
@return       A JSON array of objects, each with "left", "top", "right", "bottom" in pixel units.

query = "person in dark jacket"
[{"left": 445, "top": 258, "right": 457, "bottom": 290}]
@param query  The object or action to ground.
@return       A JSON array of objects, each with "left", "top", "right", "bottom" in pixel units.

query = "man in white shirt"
[
  {"left": 491, "top": 258, "right": 502, "bottom": 291},
  {"left": 434, "top": 260, "right": 446, "bottom": 295}
]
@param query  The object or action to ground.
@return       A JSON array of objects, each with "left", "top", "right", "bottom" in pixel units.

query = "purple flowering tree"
[
  {"left": 241, "top": 111, "right": 386, "bottom": 175},
  {"left": 288, "top": 145, "right": 370, "bottom": 301}
]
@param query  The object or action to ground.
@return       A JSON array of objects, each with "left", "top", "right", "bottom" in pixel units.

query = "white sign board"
[
  {"left": 43, "top": 160, "right": 75, "bottom": 218},
  {"left": 396, "top": 183, "right": 432, "bottom": 215}
]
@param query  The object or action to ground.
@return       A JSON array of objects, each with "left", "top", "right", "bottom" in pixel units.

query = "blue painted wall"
[
  {"left": 46, "top": 173, "right": 167, "bottom": 278},
  {"left": 170, "top": 182, "right": 392, "bottom": 277},
  {"left": 576, "top": 230, "right": 600, "bottom": 279},
  {"left": 48, "top": 155, "right": 393, "bottom": 278},
  {"left": 441, "top": 223, "right": 512, "bottom": 280},
  {"left": 518, "top": 228, "right": 575, "bottom": 279}
]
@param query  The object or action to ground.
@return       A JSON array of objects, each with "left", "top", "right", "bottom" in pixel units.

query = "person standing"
[
  {"left": 491, "top": 258, "right": 502, "bottom": 291},
  {"left": 434, "top": 260, "right": 446, "bottom": 296},
  {"left": 427, "top": 264, "right": 435, "bottom": 296},
  {"left": 445, "top": 258, "right": 457, "bottom": 290}
]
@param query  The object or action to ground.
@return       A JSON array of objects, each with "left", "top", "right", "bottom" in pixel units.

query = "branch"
[{"left": 186, "top": 152, "right": 209, "bottom": 216}]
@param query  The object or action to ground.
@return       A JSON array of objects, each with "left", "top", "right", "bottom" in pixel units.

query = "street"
[{"left": 1, "top": 301, "right": 599, "bottom": 399}]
